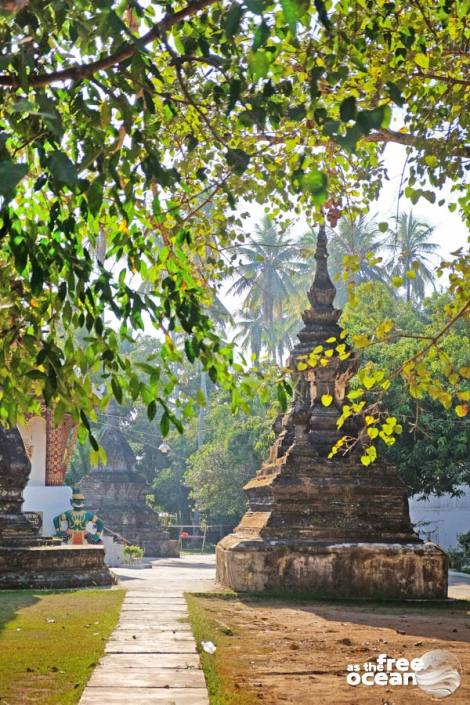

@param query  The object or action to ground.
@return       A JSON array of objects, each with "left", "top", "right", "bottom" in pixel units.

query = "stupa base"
[
  {"left": 0, "top": 544, "right": 115, "bottom": 589},
  {"left": 216, "top": 537, "right": 448, "bottom": 599}
]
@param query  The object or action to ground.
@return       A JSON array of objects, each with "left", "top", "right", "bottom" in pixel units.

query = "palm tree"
[
  {"left": 387, "top": 211, "right": 439, "bottom": 302},
  {"left": 230, "top": 216, "right": 307, "bottom": 361},
  {"left": 236, "top": 311, "right": 266, "bottom": 364}
]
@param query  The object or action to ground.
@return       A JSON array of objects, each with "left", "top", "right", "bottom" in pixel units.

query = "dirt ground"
[{"left": 195, "top": 595, "right": 470, "bottom": 705}]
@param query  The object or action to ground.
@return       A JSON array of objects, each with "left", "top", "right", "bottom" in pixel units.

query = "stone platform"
[
  {"left": 0, "top": 544, "right": 114, "bottom": 589},
  {"left": 217, "top": 538, "right": 448, "bottom": 598}
]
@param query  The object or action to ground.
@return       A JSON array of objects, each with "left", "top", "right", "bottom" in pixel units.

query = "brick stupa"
[
  {"left": 81, "top": 405, "right": 179, "bottom": 557},
  {"left": 217, "top": 226, "right": 448, "bottom": 598}
]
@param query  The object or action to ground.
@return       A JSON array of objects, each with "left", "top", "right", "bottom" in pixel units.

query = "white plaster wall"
[
  {"left": 23, "top": 485, "right": 72, "bottom": 537},
  {"left": 410, "top": 486, "right": 470, "bottom": 550},
  {"left": 18, "top": 416, "right": 47, "bottom": 486}
]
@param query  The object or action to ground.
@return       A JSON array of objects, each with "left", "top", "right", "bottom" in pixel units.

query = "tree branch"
[
  {"left": 0, "top": 0, "right": 216, "bottom": 88},
  {"left": 362, "top": 128, "right": 470, "bottom": 159}
]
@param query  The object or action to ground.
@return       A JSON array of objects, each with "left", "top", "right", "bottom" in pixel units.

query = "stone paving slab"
[
  {"left": 116, "top": 623, "right": 190, "bottom": 630},
  {"left": 123, "top": 599, "right": 187, "bottom": 605},
  {"left": 105, "top": 642, "right": 197, "bottom": 654},
  {"left": 98, "top": 653, "right": 200, "bottom": 669},
  {"left": 120, "top": 605, "right": 187, "bottom": 612},
  {"left": 88, "top": 669, "right": 206, "bottom": 688},
  {"left": 80, "top": 688, "right": 209, "bottom": 705},
  {"left": 108, "top": 633, "right": 194, "bottom": 642}
]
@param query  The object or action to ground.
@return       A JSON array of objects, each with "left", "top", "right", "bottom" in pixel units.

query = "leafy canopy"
[{"left": 0, "top": 0, "right": 468, "bottom": 436}]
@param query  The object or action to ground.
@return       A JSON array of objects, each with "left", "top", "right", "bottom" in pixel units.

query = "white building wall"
[
  {"left": 410, "top": 487, "right": 470, "bottom": 550},
  {"left": 23, "top": 485, "right": 72, "bottom": 537}
]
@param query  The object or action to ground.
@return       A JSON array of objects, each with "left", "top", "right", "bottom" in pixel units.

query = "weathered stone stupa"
[
  {"left": 0, "top": 427, "right": 112, "bottom": 588},
  {"left": 80, "top": 406, "right": 179, "bottom": 557},
  {"left": 217, "top": 226, "right": 448, "bottom": 599}
]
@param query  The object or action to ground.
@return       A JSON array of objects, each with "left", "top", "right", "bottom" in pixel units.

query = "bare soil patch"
[{"left": 190, "top": 595, "right": 470, "bottom": 705}]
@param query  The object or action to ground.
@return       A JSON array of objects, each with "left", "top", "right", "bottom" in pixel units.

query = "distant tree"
[
  {"left": 387, "top": 211, "right": 440, "bottom": 302},
  {"left": 343, "top": 284, "right": 470, "bottom": 496},
  {"left": 231, "top": 216, "right": 307, "bottom": 362}
]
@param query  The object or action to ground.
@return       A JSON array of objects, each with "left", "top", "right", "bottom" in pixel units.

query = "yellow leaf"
[
  {"left": 321, "top": 394, "right": 333, "bottom": 407},
  {"left": 363, "top": 376, "right": 375, "bottom": 389},
  {"left": 367, "top": 427, "right": 379, "bottom": 439},
  {"left": 415, "top": 52, "right": 429, "bottom": 69},
  {"left": 456, "top": 404, "right": 468, "bottom": 417},
  {"left": 297, "top": 362, "right": 308, "bottom": 371}
]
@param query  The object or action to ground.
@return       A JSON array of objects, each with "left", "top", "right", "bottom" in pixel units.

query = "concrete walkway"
[{"left": 79, "top": 555, "right": 215, "bottom": 705}]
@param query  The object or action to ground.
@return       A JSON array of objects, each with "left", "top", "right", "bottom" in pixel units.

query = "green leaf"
[
  {"left": 356, "top": 106, "right": 388, "bottom": 134},
  {"left": 111, "top": 377, "right": 123, "bottom": 403},
  {"left": 378, "top": 222, "right": 388, "bottom": 233},
  {"left": 339, "top": 96, "right": 356, "bottom": 121},
  {"left": 160, "top": 410, "right": 170, "bottom": 436},
  {"left": 314, "top": 0, "right": 331, "bottom": 30},
  {"left": 300, "top": 170, "right": 328, "bottom": 204},
  {"left": 386, "top": 81, "right": 404, "bottom": 107},
  {"left": 227, "top": 79, "right": 242, "bottom": 115},
  {"left": 287, "top": 104, "right": 307, "bottom": 121},
  {"left": 280, "top": 0, "right": 299, "bottom": 34},
  {"left": 245, "top": 0, "right": 265, "bottom": 13},
  {"left": 224, "top": 3, "right": 243, "bottom": 38},
  {"left": 48, "top": 151, "right": 78, "bottom": 188},
  {"left": 277, "top": 383, "right": 287, "bottom": 410},
  {"left": 0, "top": 161, "right": 28, "bottom": 197},
  {"left": 253, "top": 20, "right": 270, "bottom": 50},
  {"left": 147, "top": 400, "right": 157, "bottom": 420},
  {"left": 226, "top": 148, "right": 250, "bottom": 174},
  {"left": 248, "top": 50, "right": 270, "bottom": 79}
]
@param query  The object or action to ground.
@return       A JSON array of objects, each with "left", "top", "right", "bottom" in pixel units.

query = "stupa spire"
[{"left": 307, "top": 223, "right": 336, "bottom": 314}]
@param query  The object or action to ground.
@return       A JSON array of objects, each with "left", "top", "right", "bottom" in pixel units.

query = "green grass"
[
  {"left": 0, "top": 588, "right": 124, "bottom": 705},
  {"left": 185, "top": 594, "right": 257, "bottom": 705}
]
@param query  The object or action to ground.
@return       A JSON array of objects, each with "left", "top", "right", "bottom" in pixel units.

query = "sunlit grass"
[{"left": 0, "top": 588, "right": 124, "bottom": 705}]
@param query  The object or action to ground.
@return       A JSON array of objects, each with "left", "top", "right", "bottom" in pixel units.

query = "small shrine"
[
  {"left": 217, "top": 226, "right": 448, "bottom": 599},
  {"left": 80, "top": 405, "right": 179, "bottom": 557},
  {"left": 0, "top": 427, "right": 113, "bottom": 588}
]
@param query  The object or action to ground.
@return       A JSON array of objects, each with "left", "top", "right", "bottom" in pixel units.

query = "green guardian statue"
[{"left": 53, "top": 486, "right": 104, "bottom": 545}]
